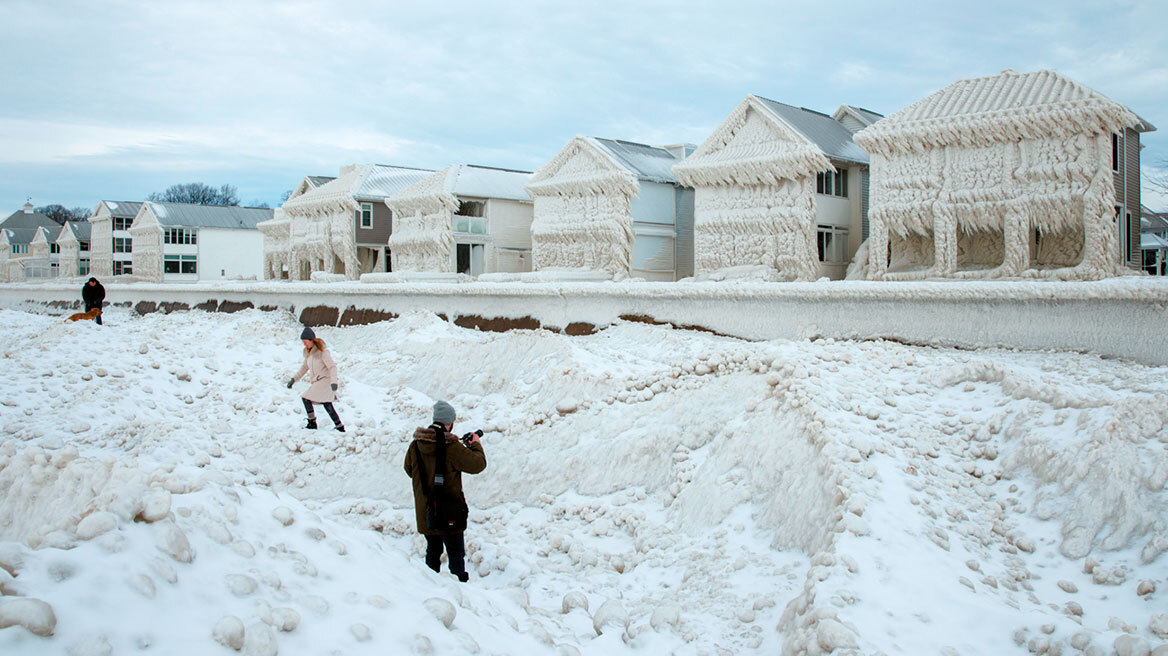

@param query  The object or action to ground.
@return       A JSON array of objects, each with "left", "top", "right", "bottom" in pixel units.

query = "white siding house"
[
  {"left": 387, "top": 164, "right": 534, "bottom": 276},
  {"left": 129, "top": 202, "right": 270, "bottom": 282},
  {"left": 525, "top": 137, "right": 695, "bottom": 281}
]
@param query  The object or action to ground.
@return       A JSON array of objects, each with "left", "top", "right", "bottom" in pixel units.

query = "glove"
[
  {"left": 286, "top": 378, "right": 294, "bottom": 389},
  {"left": 330, "top": 383, "right": 338, "bottom": 391}
]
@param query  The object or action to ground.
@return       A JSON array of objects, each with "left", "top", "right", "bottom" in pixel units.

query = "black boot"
[
  {"left": 305, "top": 417, "right": 317, "bottom": 429},
  {"left": 334, "top": 424, "right": 345, "bottom": 432}
]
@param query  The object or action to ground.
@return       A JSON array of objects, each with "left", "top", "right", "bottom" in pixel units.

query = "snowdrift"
[{"left": 0, "top": 306, "right": 1164, "bottom": 655}]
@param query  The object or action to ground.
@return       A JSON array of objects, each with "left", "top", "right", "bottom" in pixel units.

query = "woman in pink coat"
[{"left": 286, "top": 327, "right": 345, "bottom": 432}]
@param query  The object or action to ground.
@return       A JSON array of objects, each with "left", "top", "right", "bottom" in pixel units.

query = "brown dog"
[{"left": 65, "top": 308, "right": 102, "bottom": 322}]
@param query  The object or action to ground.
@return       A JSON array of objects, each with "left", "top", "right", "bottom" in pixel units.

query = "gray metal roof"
[
  {"left": 307, "top": 176, "right": 335, "bottom": 187},
  {"left": 850, "top": 106, "right": 884, "bottom": 125},
  {"left": 146, "top": 202, "right": 273, "bottom": 229},
  {"left": 1, "top": 209, "right": 60, "bottom": 231},
  {"left": 101, "top": 201, "right": 143, "bottom": 218},
  {"left": 65, "top": 220, "right": 92, "bottom": 240},
  {"left": 592, "top": 138, "right": 681, "bottom": 184},
  {"left": 3, "top": 227, "right": 39, "bottom": 245},
  {"left": 354, "top": 165, "right": 435, "bottom": 200},
  {"left": 1141, "top": 212, "right": 1168, "bottom": 233},
  {"left": 755, "top": 97, "right": 871, "bottom": 165}
]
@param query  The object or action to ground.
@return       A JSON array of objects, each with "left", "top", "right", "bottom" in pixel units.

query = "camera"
[{"left": 461, "top": 429, "right": 483, "bottom": 445}]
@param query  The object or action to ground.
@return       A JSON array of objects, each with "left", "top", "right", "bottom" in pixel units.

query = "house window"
[
  {"left": 817, "top": 225, "right": 849, "bottom": 263},
  {"left": 113, "top": 237, "right": 132, "bottom": 253},
  {"left": 163, "top": 228, "right": 197, "bottom": 244},
  {"left": 358, "top": 203, "right": 373, "bottom": 229},
  {"left": 80, "top": 260, "right": 89, "bottom": 276},
  {"left": 1112, "top": 133, "right": 1120, "bottom": 172},
  {"left": 113, "top": 217, "right": 132, "bottom": 231},
  {"left": 12, "top": 244, "right": 28, "bottom": 254},
  {"left": 113, "top": 260, "right": 132, "bottom": 275},
  {"left": 50, "top": 243, "right": 60, "bottom": 254},
  {"left": 182, "top": 255, "right": 197, "bottom": 274},
  {"left": 79, "top": 240, "right": 89, "bottom": 252},
  {"left": 453, "top": 216, "right": 486, "bottom": 234},
  {"left": 816, "top": 169, "right": 848, "bottom": 197}
]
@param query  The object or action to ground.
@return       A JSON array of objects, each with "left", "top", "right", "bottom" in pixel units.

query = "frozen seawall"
[{"left": 2, "top": 277, "right": 1168, "bottom": 365}]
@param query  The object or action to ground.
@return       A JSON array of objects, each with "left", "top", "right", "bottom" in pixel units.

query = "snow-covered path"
[{"left": 0, "top": 306, "right": 1165, "bottom": 655}]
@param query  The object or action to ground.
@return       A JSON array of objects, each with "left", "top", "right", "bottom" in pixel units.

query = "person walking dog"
[
  {"left": 287, "top": 327, "right": 345, "bottom": 432},
  {"left": 82, "top": 277, "right": 105, "bottom": 325},
  {"left": 404, "top": 400, "right": 486, "bottom": 581}
]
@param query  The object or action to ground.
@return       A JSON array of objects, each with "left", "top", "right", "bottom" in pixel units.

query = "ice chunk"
[
  {"left": 214, "top": 616, "right": 245, "bottom": 650},
  {"left": 424, "top": 598, "right": 456, "bottom": 629},
  {"left": 0, "top": 597, "right": 57, "bottom": 636}
]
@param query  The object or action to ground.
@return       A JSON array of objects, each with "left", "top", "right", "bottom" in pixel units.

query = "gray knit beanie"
[
  {"left": 432, "top": 400, "right": 456, "bottom": 426},
  {"left": 300, "top": 327, "right": 315, "bottom": 340}
]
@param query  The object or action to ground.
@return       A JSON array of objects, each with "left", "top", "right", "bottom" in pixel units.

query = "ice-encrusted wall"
[
  {"left": 57, "top": 227, "right": 79, "bottom": 278},
  {"left": 287, "top": 208, "right": 359, "bottom": 281},
  {"left": 388, "top": 210, "right": 454, "bottom": 272},
  {"left": 258, "top": 212, "right": 291, "bottom": 280},
  {"left": 529, "top": 193, "right": 634, "bottom": 274},
  {"left": 854, "top": 69, "right": 1139, "bottom": 281},
  {"left": 129, "top": 208, "right": 163, "bottom": 282},
  {"left": 88, "top": 212, "right": 113, "bottom": 278}
]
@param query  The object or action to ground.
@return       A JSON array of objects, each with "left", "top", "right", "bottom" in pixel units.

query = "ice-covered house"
[
  {"left": 128, "top": 202, "right": 270, "bottom": 282},
  {"left": 26, "top": 224, "right": 63, "bottom": 279},
  {"left": 87, "top": 201, "right": 143, "bottom": 278},
  {"left": 277, "top": 164, "right": 432, "bottom": 280},
  {"left": 672, "top": 95, "right": 873, "bottom": 281},
  {"left": 524, "top": 137, "right": 695, "bottom": 281},
  {"left": 852, "top": 69, "right": 1156, "bottom": 280},
  {"left": 386, "top": 164, "right": 534, "bottom": 276},
  {"left": 53, "top": 221, "right": 91, "bottom": 278}
]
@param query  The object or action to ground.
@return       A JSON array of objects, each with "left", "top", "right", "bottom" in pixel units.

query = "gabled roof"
[
  {"left": 2, "top": 227, "right": 39, "bottom": 245},
  {"left": 389, "top": 164, "right": 532, "bottom": 216},
  {"left": 31, "top": 224, "right": 63, "bottom": 244},
  {"left": 96, "top": 201, "right": 143, "bottom": 219},
  {"left": 1, "top": 208, "right": 60, "bottom": 231},
  {"left": 283, "top": 164, "right": 434, "bottom": 214},
  {"left": 142, "top": 202, "right": 272, "bottom": 229},
  {"left": 65, "top": 220, "right": 91, "bottom": 241},
  {"left": 673, "top": 95, "right": 851, "bottom": 187},
  {"left": 854, "top": 69, "right": 1151, "bottom": 155},
  {"left": 591, "top": 139, "right": 681, "bottom": 184},
  {"left": 754, "top": 97, "right": 871, "bottom": 164},
  {"left": 526, "top": 136, "right": 643, "bottom": 197}
]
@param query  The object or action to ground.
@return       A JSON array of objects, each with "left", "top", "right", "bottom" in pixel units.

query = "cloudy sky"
[{"left": 2, "top": 0, "right": 1166, "bottom": 212}]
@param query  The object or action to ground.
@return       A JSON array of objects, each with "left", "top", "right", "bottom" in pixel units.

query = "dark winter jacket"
[
  {"left": 82, "top": 280, "right": 105, "bottom": 309},
  {"left": 403, "top": 425, "right": 486, "bottom": 536}
]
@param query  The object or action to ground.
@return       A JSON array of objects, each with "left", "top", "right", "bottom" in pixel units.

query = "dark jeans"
[
  {"left": 85, "top": 303, "right": 102, "bottom": 325},
  {"left": 425, "top": 533, "right": 466, "bottom": 576},
  {"left": 301, "top": 398, "right": 341, "bottom": 425}
]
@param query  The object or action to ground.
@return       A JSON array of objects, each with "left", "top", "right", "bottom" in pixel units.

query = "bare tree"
[
  {"left": 35, "top": 204, "right": 91, "bottom": 224},
  {"left": 147, "top": 183, "right": 240, "bottom": 206},
  {"left": 1147, "top": 158, "right": 1168, "bottom": 196}
]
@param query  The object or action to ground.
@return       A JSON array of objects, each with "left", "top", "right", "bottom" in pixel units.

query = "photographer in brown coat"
[{"left": 403, "top": 400, "right": 486, "bottom": 581}]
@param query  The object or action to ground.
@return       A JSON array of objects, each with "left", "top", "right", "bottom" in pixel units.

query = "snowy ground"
[{"left": 0, "top": 305, "right": 1165, "bottom": 656}]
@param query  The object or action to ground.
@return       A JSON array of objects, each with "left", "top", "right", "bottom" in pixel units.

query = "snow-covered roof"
[
  {"left": 307, "top": 176, "right": 335, "bottom": 187},
  {"left": 591, "top": 139, "right": 681, "bottom": 184},
  {"left": 144, "top": 202, "right": 273, "bottom": 230},
  {"left": 854, "top": 69, "right": 1150, "bottom": 155},
  {"left": 32, "top": 224, "right": 63, "bottom": 243},
  {"left": 1140, "top": 232, "right": 1168, "bottom": 249},
  {"left": 389, "top": 164, "right": 532, "bottom": 216},
  {"left": 754, "top": 97, "right": 871, "bottom": 165},
  {"left": 673, "top": 95, "right": 846, "bottom": 187},
  {"left": 283, "top": 164, "right": 434, "bottom": 214},
  {"left": 98, "top": 201, "right": 143, "bottom": 219}
]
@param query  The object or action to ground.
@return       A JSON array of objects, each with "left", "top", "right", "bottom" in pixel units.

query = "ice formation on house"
[
  {"left": 256, "top": 210, "right": 291, "bottom": 280},
  {"left": 85, "top": 200, "right": 143, "bottom": 278},
  {"left": 54, "top": 223, "right": 80, "bottom": 278},
  {"left": 386, "top": 164, "right": 533, "bottom": 275},
  {"left": 0, "top": 230, "right": 11, "bottom": 282},
  {"left": 852, "top": 68, "right": 1156, "bottom": 281},
  {"left": 673, "top": 95, "right": 873, "bottom": 281},
  {"left": 277, "top": 165, "right": 431, "bottom": 281},
  {"left": 525, "top": 137, "right": 694, "bottom": 281}
]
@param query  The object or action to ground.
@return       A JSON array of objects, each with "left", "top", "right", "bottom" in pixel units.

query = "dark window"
[
  {"left": 181, "top": 255, "right": 197, "bottom": 274},
  {"left": 164, "top": 256, "right": 180, "bottom": 273},
  {"left": 359, "top": 203, "right": 373, "bottom": 228},
  {"left": 79, "top": 240, "right": 89, "bottom": 252},
  {"left": 456, "top": 200, "right": 485, "bottom": 217},
  {"left": 456, "top": 243, "right": 470, "bottom": 273},
  {"left": 1112, "top": 133, "right": 1120, "bottom": 172}
]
